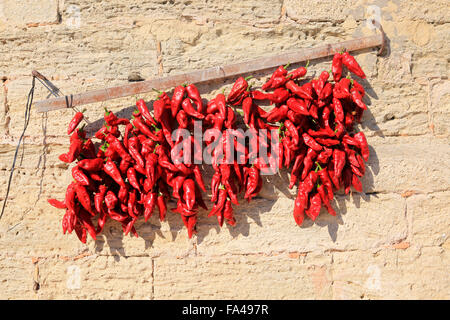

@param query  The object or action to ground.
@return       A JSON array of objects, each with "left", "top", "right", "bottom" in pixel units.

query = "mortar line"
[
  {"left": 2, "top": 79, "right": 10, "bottom": 136},
  {"left": 156, "top": 41, "right": 164, "bottom": 76}
]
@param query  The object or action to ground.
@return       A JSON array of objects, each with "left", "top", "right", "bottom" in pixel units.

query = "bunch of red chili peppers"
[
  {"left": 48, "top": 84, "right": 214, "bottom": 241},
  {"left": 48, "top": 51, "right": 370, "bottom": 242},
  {"left": 236, "top": 51, "right": 370, "bottom": 225}
]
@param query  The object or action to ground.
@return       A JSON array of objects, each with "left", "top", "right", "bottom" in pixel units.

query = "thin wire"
[{"left": 0, "top": 76, "right": 36, "bottom": 221}]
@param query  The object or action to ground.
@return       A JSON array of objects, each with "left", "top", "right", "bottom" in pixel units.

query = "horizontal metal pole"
[{"left": 34, "top": 33, "right": 383, "bottom": 113}]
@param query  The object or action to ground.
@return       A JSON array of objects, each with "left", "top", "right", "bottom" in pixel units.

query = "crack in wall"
[{"left": 2, "top": 78, "right": 10, "bottom": 136}]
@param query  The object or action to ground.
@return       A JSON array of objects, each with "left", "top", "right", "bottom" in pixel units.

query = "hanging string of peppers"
[{"left": 48, "top": 51, "right": 370, "bottom": 242}]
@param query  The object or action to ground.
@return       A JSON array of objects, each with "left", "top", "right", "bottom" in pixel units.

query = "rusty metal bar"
[{"left": 35, "top": 33, "right": 384, "bottom": 113}]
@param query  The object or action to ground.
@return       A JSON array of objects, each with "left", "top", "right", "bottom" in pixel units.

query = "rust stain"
[
  {"left": 391, "top": 241, "right": 410, "bottom": 250},
  {"left": 59, "top": 252, "right": 91, "bottom": 261},
  {"left": 288, "top": 252, "right": 307, "bottom": 259},
  {"left": 401, "top": 190, "right": 416, "bottom": 198}
]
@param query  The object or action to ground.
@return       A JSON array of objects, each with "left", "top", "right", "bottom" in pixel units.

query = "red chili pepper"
[
  {"left": 289, "top": 153, "right": 305, "bottom": 189},
  {"left": 351, "top": 88, "right": 367, "bottom": 110},
  {"left": 186, "top": 84, "right": 203, "bottom": 112},
  {"left": 125, "top": 167, "right": 140, "bottom": 192},
  {"left": 104, "top": 190, "right": 118, "bottom": 210},
  {"left": 181, "top": 97, "right": 205, "bottom": 119},
  {"left": 302, "top": 133, "right": 323, "bottom": 152},
  {"left": 78, "top": 208, "right": 97, "bottom": 240},
  {"left": 103, "top": 159, "right": 126, "bottom": 188},
  {"left": 223, "top": 200, "right": 236, "bottom": 226},
  {"left": 102, "top": 143, "right": 117, "bottom": 161},
  {"left": 210, "top": 171, "right": 222, "bottom": 203},
  {"left": 352, "top": 80, "right": 365, "bottom": 97},
  {"left": 131, "top": 115, "right": 162, "bottom": 142},
  {"left": 209, "top": 187, "right": 227, "bottom": 217},
  {"left": 308, "top": 103, "right": 318, "bottom": 119},
  {"left": 171, "top": 85, "right": 186, "bottom": 117},
  {"left": 186, "top": 214, "right": 197, "bottom": 238},
  {"left": 136, "top": 99, "right": 157, "bottom": 125},
  {"left": 301, "top": 148, "right": 318, "bottom": 180},
  {"left": 293, "top": 189, "right": 306, "bottom": 226},
  {"left": 268, "top": 75, "right": 289, "bottom": 90},
  {"left": 155, "top": 146, "right": 179, "bottom": 173},
  {"left": 244, "top": 166, "right": 261, "bottom": 201},
  {"left": 192, "top": 165, "right": 206, "bottom": 192},
  {"left": 47, "top": 198, "right": 66, "bottom": 209},
  {"left": 265, "top": 104, "right": 289, "bottom": 123},
  {"left": 74, "top": 183, "right": 95, "bottom": 215},
  {"left": 333, "top": 78, "right": 351, "bottom": 99},
  {"left": 262, "top": 65, "right": 287, "bottom": 91},
  {"left": 182, "top": 179, "right": 196, "bottom": 210},
  {"left": 72, "top": 166, "right": 90, "bottom": 186},
  {"left": 305, "top": 192, "right": 322, "bottom": 221},
  {"left": 94, "top": 185, "right": 107, "bottom": 213},
  {"left": 284, "top": 119, "right": 299, "bottom": 146},
  {"left": 158, "top": 111, "right": 175, "bottom": 148},
  {"left": 316, "top": 147, "right": 333, "bottom": 164},
  {"left": 119, "top": 158, "right": 131, "bottom": 175},
  {"left": 118, "top": 185, "right": 129, "bottom": 205},
  {"left": 77, "top": 158, "right": 104, "bottom": 172},
  {"left": 270, "top": 87, "right": 290, "bottom": 104},
  {"left": 59, "top": 131, "right": 84, "bottom": 163},
  {"left": 106, "top": 134, "right": 132, "bottom": 161},
  {"left": 343, "top": 166, "right": 353, "bottom": 195},
  {"left": 176, "top": 109, "right": 189, "bottom": 129},
  {"left": 286, "top": 97, "right": 309, "bottom": 116},
  {"left": 317, "top": 167, "right": 334, "bottom": 201},
  {"left": 353, "top": 132, "right": 369, "bottom": 161},
  {"left": 67, "top": 111, "right": 84, "bottom": 135},
  {"left": 103, "top": 108, "right": 120, "bottom": 126},
  {"left": 206, "top": 98, "right": 218, "bottom": 114},
  {"left": 172, "top": 200, "right": 197, "bottom": 217},
  {"left": 94, "top": 126, "right": 108, "bottom": 141},
  {"left": 224, "top": 106, "right": 236, "bottom": 129},
  {"left": 64, "top": 182, "right": 77, "bottom": 212},
  {"left": 239, "top": 96, "right": 253, "bottom": 125},
  {"left": 156, "top": 193, "right": 167, "bottom": 221},
  {"left": 319, "top": 82, "right": 333, "bottom": 100},
  {"left": 341, "top": 52, "right": 366, "bottom": 78},
  {"left": 287, "top": 65, "right": 307, "bottom": 80},
  {"left": 153, "top": 98, "right": 167, "bottom": 123},
  {"left": 333, "top": 149, "right": 346, "bottom": 181},
  {"left": 220, "top": 164, "right": 239, "bottom": 205},
  {"left": 227, "top": 76, "right": 251, "bottom": 103},
  {"left": 352, "top": 173, "right": 363, "bottom": 192},
  {"left": 251, "top": 90, "right": 273, "bottom": 101},
  {"left": 143, "top": 192, "right": 157, "bottom": 222},
  {"left": 282, "top": 136, "right": 293, "bottom": 168},
  {"left": 315, "top": 138, "right": 340, "bottom": 147},
  {"left": 332, "top": 97, "right": 345, "bottom": 123},
  {"left": 74, "top": 222, "right": 87, "bottom": 243},
  {"left": 331, "top": 52, "right": 343, "bottom": 82}
]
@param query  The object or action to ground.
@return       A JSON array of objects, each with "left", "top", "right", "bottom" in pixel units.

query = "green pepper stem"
[
  {"left": 315, "top": 161, "right": 323, "bottom": 171},
  {"left": 244, "top": 75, "right": 253, "bottom": 81}
]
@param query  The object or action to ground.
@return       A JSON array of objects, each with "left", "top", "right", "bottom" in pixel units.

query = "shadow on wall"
[{"left": 20, "top": 41, "right": 388, "bottom": 261}]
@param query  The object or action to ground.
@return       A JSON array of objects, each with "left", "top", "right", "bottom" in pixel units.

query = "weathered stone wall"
[{"left": 0, "top": 0, "right": 448, "bottom": 299}]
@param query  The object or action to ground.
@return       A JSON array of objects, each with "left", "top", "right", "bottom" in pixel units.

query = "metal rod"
[{"left": 34, "top": 33, "right": 383, "bottom": 113}]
